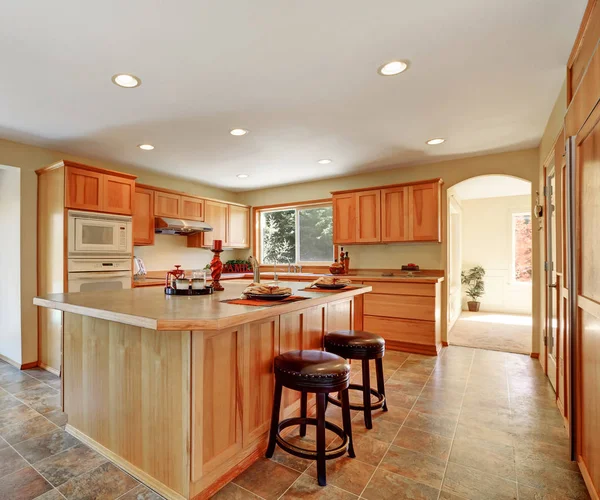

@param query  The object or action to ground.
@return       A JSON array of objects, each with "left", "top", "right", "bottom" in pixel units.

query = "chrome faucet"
[{"left": 248, "top": 256, "right": 260, "bottom": 283}]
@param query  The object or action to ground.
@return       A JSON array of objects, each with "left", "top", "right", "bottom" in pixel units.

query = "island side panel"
[
  {"left": 62, "top": 312, "right": 191, "bottom": 499},
  {"left": 190, "top": 299, "right": 353, "bottom": 499}
]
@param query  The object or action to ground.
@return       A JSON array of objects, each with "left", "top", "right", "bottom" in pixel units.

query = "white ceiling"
[
  {"left": 0, "top": 1, "right": 586, "bottom": 191},
  {"left": 451, "top": 175, "right": 531, "bottom": 200}
]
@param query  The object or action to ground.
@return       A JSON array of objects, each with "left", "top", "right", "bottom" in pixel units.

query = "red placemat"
[{"left": 221, "top": 295, "right": 309, "bottom": 307}]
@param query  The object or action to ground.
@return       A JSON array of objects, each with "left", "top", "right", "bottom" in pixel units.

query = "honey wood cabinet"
[
  {"left": 228, "top": 205, "right": 250, "bottom": 248},
  {"left": 188, "top": 201, "right": 250, "bottom": 249},
  {"left": 65, "top": 164, "right": 136, "bottom": 215},
  {"left": 154, "top": 191, "right": 181, "bottom": 218},
  {"left": 332, "top": 179, "right": 442, "bottom": 245},
  {"left": 202, "top": 200, "right": 228, "bottom": 248},
  {"left": 181, "top": 195, "right": 205, "bottom": 221},
  {"left": 133, "top": 187, "right": 154, "bottom": 246}
]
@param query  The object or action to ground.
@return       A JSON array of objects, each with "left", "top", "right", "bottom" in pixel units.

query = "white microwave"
[{"left": 68, "top": 210, "right": 132, "bottom": 256}]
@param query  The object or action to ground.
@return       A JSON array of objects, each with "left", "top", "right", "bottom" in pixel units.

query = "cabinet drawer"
[
  {"left": 363, "top": 316, "right": 435, "bottom": 345},
  {"left": 362, "top": 281, "right": 436, "bottom": 297},
  {"left": 364, "top": 294, "right": 435, "bottom": 321}
]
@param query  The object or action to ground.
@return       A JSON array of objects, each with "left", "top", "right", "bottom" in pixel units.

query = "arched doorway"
[{"left": 446, "top": 174, "right": 534, "bottom": 354}]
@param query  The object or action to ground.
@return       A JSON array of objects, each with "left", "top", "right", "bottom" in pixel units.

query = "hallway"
[
  {"left": 215, "top": 346, "right": 587, "bottom": 499},
  {"left": 449, "top": 312, "right": 533, "bottom": 355}
]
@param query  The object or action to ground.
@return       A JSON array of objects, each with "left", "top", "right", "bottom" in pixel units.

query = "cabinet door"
[
  {"left": 408, "top": 182, "right": 440, "bottom": 242},
  {"left": 103, "top": 175, "right": 134, "bottom": 215},
  {"left": 228, "top": 205, "right": 250, "bottom": 248},
  {"left": 133, "top": 187, "right": 154, "bottom": 246},
  {"left": 181, "top": 195, "right": 205, "bottom": 221},
  {"left": 381, "top": 186, "right": 408, "bottom": 242},
  {"left": 65, "top": 166, "right": 103, "bottom": 211},
  {"left": 202, "top": 200, "right": 228, "bottom": 248},
  {"left": 356, "top": 189, "right": 381, "bottom": 243},
  {"left": 154, "top": 191, "right": 181, "bottom": 218},
  {"left": 333, "top": 194, "right": 356, "bottom": 244}
]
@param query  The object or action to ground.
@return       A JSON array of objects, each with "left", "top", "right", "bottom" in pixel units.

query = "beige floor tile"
[
  {"left": 211, "top": 482, "right": 261, "bottom": 499},
  {"left": 393, "top": 426, "right": 453, "bottom": 461},
  {"left": 14, "top": 429, "right": 79, "bottom": 464},
  {"left": 403, "top": 410, "right": 457, "bottom": 438},
  {"left": 0, "top": 466, "right": 54, "bottom": 500},
  {"left": 234, "top": 458, "right": 300, "bottom": 500},
  {"left": 0, "top": 446, "right": 28, "bottom": 479},
  {"left": 281, "top": 474, "right": 357, "bottom": 499},
  {"left": 442, "top": 462, "right": 517, "bottom": 500},
  {"left": 449, "top": 436, "right": 515, "bottom": 480},
  {"left": 0, "top": 415, "right": 58, "bottom": 445},
  {"left": 379, "top": 444, "right": 446, "bottom": 489},
  {"left": 36, "top": 442, "right": 108, "bottom": 487},
  {"left": 58, "top": 462, "right": 139, "bottom": 500},
  {"left": 516, "top": 461, "right": 590, "bottom": 499},
  {"left": 306, "top": 456, "right": 375, "bottom": 495},
  {"left": 362, "top": 468, "right": 439, "bottom": 500}
]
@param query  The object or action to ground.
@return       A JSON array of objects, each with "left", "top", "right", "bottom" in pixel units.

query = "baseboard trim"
[
  {"left": 578, "top": 456, "right": 600, "bottom": 500},
  {"left": 65, "top": 425, "right": 186, "bottom": 500},
  {"left": 38, "top": 363, "right": 60, "bottom": 376},
  {"left": 0, "top": 354, "right": 38, "bottom": 370},
  {"left": 442, "top": 341, "right": 449, "bottom": 347},
  {"left": 530, "top": 352, "right": 540, "bottom": 359}
]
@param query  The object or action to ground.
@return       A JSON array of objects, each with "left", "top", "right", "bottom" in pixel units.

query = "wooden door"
[
  {"left": 408, "top": 182, "right": 440, "bottom": 242},
  {"left": 154, "top": 191, "right": 181, "bottom": 218},
  {"left": 355, "top": 190, "right": 381, "bottom": 243},
  {"left": 133, "top": 187, "right": 154, "bottom": 246},
  {"left": 103, "top": 175, "right": 134, "bottom": 215},
  {"left": 203, "top": 201, "right": 229, "bottom": 248},
  {"left": 65, "top": 166, "right": 103, "bottom": 211},
  {"left": 545, "top": 167, "right": 558, "bottom": 390},
  {"left": 228, "top": 205, "right": 250, "bottom": 248},
  {"left": 181, "top": 196, "right": 205, "bottom": 221},
  {"left": 242, "top": 318, "right": 279, "bottom": 446},
  {"left": 333, "top": 193, "right": 356, "bottom": 244},
  {"left": 381, "top": 186, "right": 409, "bottom": 242},
  {"left": 574, "top": 102, "right": 600, "bottom": 497}
]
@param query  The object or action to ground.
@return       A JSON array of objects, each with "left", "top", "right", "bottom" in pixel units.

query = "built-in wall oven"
[{"left": 67, "top": 211, "right": 133, "bottom": 292}]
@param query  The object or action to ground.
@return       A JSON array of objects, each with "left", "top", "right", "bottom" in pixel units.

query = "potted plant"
[{"left": 461, "top": 266, "right": 485, "bottom": 312}]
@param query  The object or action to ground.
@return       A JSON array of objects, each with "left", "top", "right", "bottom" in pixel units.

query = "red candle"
[{"left": 212, "top": 239, "right": 223, "bottom": 251}]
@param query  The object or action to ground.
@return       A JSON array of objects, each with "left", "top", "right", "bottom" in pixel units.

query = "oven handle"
[{"left": 68, "top": 272, "right": 131, "bottom": 280}]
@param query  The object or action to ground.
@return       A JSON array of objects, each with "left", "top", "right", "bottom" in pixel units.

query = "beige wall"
[
  {"left": 0, "top": 138, "right": 240, "bottom": 366},
  {"left": 238, "top": 148, "right": 541, "bottom": 348},
  {"left": 0, "top": 166, "right": 23, "bottom": 364}
]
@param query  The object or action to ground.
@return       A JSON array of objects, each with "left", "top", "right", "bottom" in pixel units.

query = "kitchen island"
[{"left": 34, "top": 282, "right": 371, "bottom": 500}]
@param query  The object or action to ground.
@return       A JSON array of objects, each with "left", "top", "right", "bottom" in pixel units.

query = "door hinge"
[
  {"left": 543, "top": 186, "right": 553, "bottom": 197},
  {"left": 543, "top": 335, "right": 547, "bottom": 346},
  {"left": 544, "top": 261, "right": 551, "bottom": 271}
]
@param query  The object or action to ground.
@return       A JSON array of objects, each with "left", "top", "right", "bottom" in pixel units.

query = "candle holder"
[{"left": 210, "top": 242, "right": 224, "bottom": 291}]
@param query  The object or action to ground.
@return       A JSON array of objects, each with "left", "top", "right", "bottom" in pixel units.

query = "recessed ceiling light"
[
  {"left": 236, "top": 174, "right": 249, "bottom": 179},
  {"left": 317, "top": 159, "right": 332, "bottom": 164},
  {"left": 426, "top": 138, "right": 445, "bottom": 145},
  {"left": 112, "top": 74, "right": 141, "bottom": 88},
  {"left": 138, "top": 144, "right": 154, "bottom": 150},
  {"left": 377, "top": 61, "right": 408, "bottom": 76},
  {"left": 230, "top": 128, "right": 249, "bottom": 136}
]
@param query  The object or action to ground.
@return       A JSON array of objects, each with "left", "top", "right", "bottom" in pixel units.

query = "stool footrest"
[
  {"left": 327, "top": 383, "right": 385, "bottom": 411},
  {"left": 276, "top": 417, "right": 348, "bottom": 460}
]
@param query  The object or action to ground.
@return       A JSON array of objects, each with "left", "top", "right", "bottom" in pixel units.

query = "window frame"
[
  {"left": 510, "top": 211, "right": 533, "bottom": 285},
  {"left": 253, "top": 199, "right": 334, "bottom": 266}
]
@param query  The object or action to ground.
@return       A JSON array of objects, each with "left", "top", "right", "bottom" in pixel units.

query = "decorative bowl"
[{"left": 329, "top": 266, "right": 345, "bottom": 275}]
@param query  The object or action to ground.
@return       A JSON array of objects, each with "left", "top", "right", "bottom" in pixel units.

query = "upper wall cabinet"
[
  {"left": 332, "top": 179, "right": 442, "bottom": 245},
  {"left": 228, "top": 205, "right": 250, "bottom": 248},
  {"left": 133, "top": 186, "right": 155, "bottom": 246},
  {"left": 181, "top": 196, "right": 205, "bottom": 221},
  {"left": 65, "top": 163, "right": 136, "bottom": 215},
  {"left": 187, "top": 201, "right": 249, "bottom": 249},
  {"left": 154, "top": 191, "right": 181, "bottom": 218}
]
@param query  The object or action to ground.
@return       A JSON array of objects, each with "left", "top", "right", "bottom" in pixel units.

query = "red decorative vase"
[{"left": 210, "top": 247, "right": 224, "bottom": 291}]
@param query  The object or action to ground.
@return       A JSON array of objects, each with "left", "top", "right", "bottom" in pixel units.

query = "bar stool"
[
  {"left": 266, "top": 350, "right": 355, "bottom": 486},
  {"left": 324, "top": 330, "right": 387, "bottom": 429}
]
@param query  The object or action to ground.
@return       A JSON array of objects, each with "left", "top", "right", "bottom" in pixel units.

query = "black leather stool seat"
[
  {"left": 274, "top": 350, "right": 350, "bottom": 392},
  {"left": 324, "top": 330, "right": 388, "bottom": 429},
  {"left": 324, "top": 330, "right": 385, "bottom": 359}
]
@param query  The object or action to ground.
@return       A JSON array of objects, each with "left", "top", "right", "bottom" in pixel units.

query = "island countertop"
[{"left": 34, "top": 281, "right": 372, "bottom": 331}]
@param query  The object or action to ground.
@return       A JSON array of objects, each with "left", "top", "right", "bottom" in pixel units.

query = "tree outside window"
[
  {"left": 260, "top": 205, "right": 333, "bottom": 264},
  {"left": 512, "top": 212, "right": 532, "bottom": 282}
]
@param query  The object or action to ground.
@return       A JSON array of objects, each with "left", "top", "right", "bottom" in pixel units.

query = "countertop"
[
  {"left": 220, "top": 272, "right": 444, "bottom": 284},
  {"left": 34, "top": 282, "right": 371, "bottom": 331}
]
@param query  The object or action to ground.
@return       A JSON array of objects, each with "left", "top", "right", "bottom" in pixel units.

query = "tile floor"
[
  {"left": 0, "top": 360, "right": 164, "bottom": 500},
  {"left": 0, "top": 347, "right": 589, "bottom": 500},
  {"left": 449, "top": 312, "right": 533, "bottom": 355},
  {"left": 213, "top": 347, "right": 590, "bottom": 500}
]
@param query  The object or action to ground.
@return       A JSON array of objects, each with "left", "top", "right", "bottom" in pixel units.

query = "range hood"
[{"left": 155, "top": 217, "right": 213, "bottom": 235}]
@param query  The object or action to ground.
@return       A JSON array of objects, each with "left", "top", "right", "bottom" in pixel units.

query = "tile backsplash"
[{"left": 134, "top": 234, "right": 236, "bottom": 271}]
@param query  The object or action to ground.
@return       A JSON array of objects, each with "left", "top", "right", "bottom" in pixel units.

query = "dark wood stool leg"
[
  {"left": 316, "top": 393, "right": 327, "bottom": 486},
  {"left": 299, "top": 391, "right": 308, "bottom": 437},
  {"left": 375, "top": 358, "right": 388, "bottom": 411},
  {"left": 266, "top": 380, "right": 283, "bottom": 458},
  {"left": 340, "top": 388, "right": 355, "bottom": 458},
  {"left": 362, "top": 359, "right": 372, "bottom": 429}
]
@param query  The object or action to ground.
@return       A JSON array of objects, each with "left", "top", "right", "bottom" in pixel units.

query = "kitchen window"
[
  {"left": 512, "top": 212, "right": 532, "bottom": 283},
  {"left": 257, "top": 203, "right": 333, "bottom": 265}
]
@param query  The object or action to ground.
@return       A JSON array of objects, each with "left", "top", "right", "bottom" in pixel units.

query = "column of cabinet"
[
  {"left": 133, "top": 187, "right": 154, "bottom": 246},
  {"left": 332, "top": 179, "right": 442, "bottom": 245}
]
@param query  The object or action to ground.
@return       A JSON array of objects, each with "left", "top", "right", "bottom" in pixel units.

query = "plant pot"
[{"left": 467, "top": 301, "right": 480, "bottom": 312}]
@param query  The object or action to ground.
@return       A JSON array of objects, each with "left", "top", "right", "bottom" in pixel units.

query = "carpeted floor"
[{"left": 449, "top": 311, "right": 532, "bottom": 354}]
